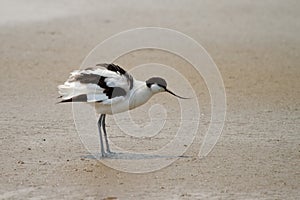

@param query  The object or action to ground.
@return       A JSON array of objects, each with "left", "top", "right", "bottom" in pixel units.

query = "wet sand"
[{"left": 1, "top": 0, "right": 299, "bottom": 199}]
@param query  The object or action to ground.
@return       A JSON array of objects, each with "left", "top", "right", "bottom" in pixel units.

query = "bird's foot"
[
  {"left": 101, "top": 151, "right": 116, "bottom": 158},
  {"left": 106, "top": 149, "right": 115, "bottom": 155},
  {"left": 101, "top": 152, "right": 107, "bottom": 158}
]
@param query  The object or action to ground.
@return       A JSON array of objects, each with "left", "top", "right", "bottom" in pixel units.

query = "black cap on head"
[
  {"left": 146, "top": 77, "right": 190, "bottom": 99},
  {"left": 146, "top": 77, "right": 167, "bottom": 88}
]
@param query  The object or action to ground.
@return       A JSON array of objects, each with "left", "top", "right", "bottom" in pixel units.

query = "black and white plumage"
[{"left": 58, "top": 63, "right": 188, "bottom": 157}]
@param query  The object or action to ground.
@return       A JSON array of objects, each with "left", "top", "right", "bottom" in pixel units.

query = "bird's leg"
[
  {"left": 97, "top": 114, "right": 106, "bottom": 157},
  {"left": 102, "top": 114, "right": 112, "bottom": 154}
]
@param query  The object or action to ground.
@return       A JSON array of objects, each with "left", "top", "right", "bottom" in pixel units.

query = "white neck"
[{"left": 128, "top": 80, "right": 154, "bottom": 109}]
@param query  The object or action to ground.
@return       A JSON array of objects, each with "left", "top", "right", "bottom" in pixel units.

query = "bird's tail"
[
  {"left": 57, "top": 82, "right": 105, "bottom": 103},
  {"left": 58, "top": 84, "right": 78, "bottom": 100}
]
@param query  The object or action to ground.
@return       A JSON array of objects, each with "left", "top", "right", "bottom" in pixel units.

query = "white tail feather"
[{"left": 58, "top": 82, "right": 104, "bottom": 100}]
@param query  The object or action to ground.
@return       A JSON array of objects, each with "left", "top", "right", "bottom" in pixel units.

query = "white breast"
[{"left": 94, "top": 80, "right": 154, "bottom": 115}]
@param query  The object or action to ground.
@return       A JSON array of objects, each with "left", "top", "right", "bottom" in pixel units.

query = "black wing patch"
[
  {"left": 103, "top": 87, "right": 126, "bottom": 100},
  {"left": 96, "top": 63, "right": 126, "bottom": 75},
  {"left": 96, "top": 63, "right": 134, "bottom": 89}
]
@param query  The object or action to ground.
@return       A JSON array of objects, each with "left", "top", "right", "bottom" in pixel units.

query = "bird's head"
[{"left": 146, "top": 77, "right": 189, "bottom": 99}]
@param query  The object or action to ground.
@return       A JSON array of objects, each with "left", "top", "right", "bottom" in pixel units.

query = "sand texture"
[{"left": 1, "top": 0, "right": 299, "bottom": 199}]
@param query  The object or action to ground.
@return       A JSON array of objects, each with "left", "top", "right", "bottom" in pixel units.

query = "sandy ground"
[{"left": 1, "top": 0, "right": 299, "bottom": 199}]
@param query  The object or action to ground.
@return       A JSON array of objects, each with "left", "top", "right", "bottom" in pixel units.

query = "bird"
[{"left": 58, "top": 63, "right": 188, "bottom": 157}]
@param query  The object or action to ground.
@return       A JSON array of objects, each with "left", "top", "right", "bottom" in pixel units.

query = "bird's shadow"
[{"left": 82, "top": 152, "right": 190, "bottom": 160}]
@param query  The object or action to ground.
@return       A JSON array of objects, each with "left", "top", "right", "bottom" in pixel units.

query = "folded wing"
[{"left": 58, "top": 64, "right": 133, "bottom": 104}]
